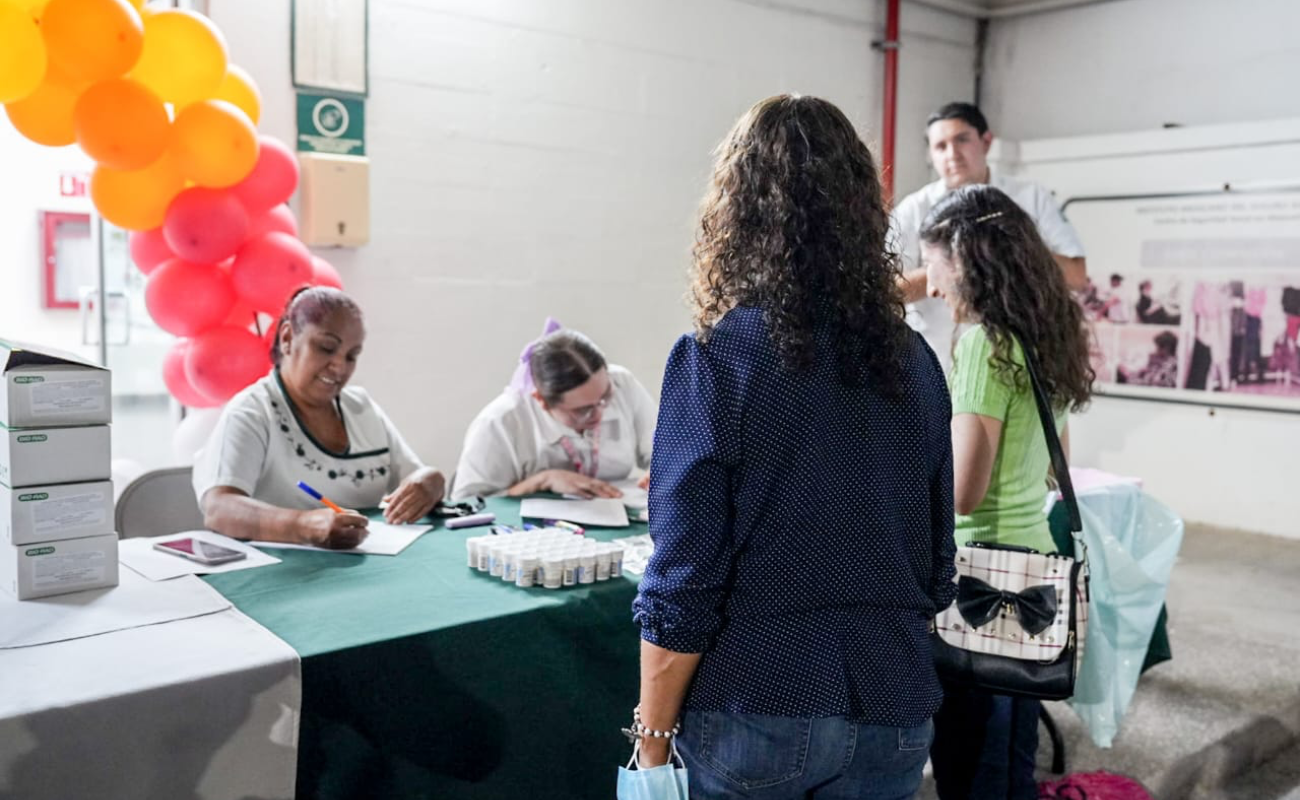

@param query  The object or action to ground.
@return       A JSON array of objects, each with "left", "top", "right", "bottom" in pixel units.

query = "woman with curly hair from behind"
[{"left": 627, "top": 94, "right": 957, "bottom": 799}]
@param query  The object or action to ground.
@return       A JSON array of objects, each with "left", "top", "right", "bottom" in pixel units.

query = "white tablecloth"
[{"left": 0, "top": 601, "right": 300, "bottom": 799}]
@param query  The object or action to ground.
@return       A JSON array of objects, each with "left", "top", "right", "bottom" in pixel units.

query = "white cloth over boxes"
[{"left": 0, "top": 569, "right": 231, "bottom": 649}]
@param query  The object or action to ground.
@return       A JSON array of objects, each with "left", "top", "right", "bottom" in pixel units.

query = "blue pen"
[{"left": 297, "top": 481, "right": 344, "bottom": 513}]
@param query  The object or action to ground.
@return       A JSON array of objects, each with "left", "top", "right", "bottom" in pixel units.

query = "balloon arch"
[{"left": 1, "top": 0, "right": 343, "bottom": 407}]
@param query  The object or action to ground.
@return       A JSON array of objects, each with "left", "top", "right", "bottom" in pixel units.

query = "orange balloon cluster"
[{"left": 1, "top": 0, "right": 343, "bottom": 408}]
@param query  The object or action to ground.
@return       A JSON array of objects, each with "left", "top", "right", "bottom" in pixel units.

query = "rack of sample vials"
[{"left": 465, "top": 528, "right": 625, "bottom": 589}]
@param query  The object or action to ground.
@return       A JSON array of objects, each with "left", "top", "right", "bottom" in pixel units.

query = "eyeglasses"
[{"left": 557, "top": 387, "right": 613, "bottom": 424}]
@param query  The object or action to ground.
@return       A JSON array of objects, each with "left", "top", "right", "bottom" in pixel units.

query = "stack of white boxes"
[{"left": 0, "top": 340, "right": 118, "bottom": 600}]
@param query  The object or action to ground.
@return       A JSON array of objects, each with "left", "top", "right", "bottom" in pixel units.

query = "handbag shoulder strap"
[{"left": 1014, "top": 334, "right": 1082, "bottom": 535}]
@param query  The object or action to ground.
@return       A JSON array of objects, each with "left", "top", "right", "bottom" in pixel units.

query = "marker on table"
[{"left": 297, "top": 481, "right": 345, "bottom": 513}]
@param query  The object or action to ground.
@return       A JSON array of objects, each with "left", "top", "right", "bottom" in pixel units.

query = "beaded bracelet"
[{"left": 621, "top": 705, "right": 681, "bottom": 742}]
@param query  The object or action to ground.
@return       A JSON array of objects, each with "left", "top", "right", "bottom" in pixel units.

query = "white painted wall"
[
  {"left": 999, "top": 118, "right": 1300, "bottom": 539},
  {"left": 0, "top": 129, "right": 95, "bottom": 362},
  {"left": 982, "top": 0, "right": 1300, "bottom": 141},
  {"left": 209, "top": 0, "right": 978, "bottom": 470}
]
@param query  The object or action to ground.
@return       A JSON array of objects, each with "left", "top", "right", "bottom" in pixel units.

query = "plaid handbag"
[{"left": 931, "top": 338, "right": 1089, "bottom": 701}]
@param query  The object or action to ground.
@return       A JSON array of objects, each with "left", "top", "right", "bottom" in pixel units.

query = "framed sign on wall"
[{"left": 1065, "top": 188, "right": 1300, "bottom": 413}]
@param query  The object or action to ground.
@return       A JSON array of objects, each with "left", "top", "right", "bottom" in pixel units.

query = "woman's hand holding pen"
[{"left": 296, "top": 507, "right": 370, "bottom": 549}]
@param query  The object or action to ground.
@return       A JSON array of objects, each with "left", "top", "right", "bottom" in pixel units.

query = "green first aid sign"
[{"left": 297, "top": 91, "right": 366, "bottom": 156}]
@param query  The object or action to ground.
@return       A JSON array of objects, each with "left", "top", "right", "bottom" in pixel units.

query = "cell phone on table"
[{"left": 153, "top": 537, "right": 248, "bottom": 566}]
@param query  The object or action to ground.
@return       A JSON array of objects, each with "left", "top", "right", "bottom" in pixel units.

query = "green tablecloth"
[{"left": 204, "top": 497, "right": 645, "bottom": 800}]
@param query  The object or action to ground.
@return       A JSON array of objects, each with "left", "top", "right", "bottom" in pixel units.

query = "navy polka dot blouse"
[{"left": 633, "top": 306, "right": 958, "bottom": 727}]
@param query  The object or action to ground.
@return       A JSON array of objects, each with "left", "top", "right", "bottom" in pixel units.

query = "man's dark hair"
[{"left": 925, "top": 102, "right": 989, "bottom": 136}]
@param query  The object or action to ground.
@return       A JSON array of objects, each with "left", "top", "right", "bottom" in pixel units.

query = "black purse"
[{"left": 930, "top": 338, "right": 1089, "bottom": 701}]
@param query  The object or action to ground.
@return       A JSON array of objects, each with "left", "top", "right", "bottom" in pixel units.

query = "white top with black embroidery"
[{"left": 192, "top": 371, "right": 425, "bottom": 511}]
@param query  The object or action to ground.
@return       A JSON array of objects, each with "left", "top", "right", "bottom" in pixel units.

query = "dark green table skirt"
[{"left": 205, "top": 497, "right": 643, "bottom": 800}]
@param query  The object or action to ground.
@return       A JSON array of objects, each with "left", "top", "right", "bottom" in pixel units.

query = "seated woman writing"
[
  {"left": 193, "top": 287, "right": 447, "bottom": 548},
  {"left": 451, "top": 323, "right": 656, "bottom": 500}
]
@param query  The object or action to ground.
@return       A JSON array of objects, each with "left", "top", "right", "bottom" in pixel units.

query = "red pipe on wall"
[{"left": 881, "top": 0, "right": 900, "bottom": 206}]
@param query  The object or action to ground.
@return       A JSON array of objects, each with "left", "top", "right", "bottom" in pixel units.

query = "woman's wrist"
[
  {"left": 531, "top": 470, "right": 555, "bottom": 494},
  {"left": 416, "top": 467, "right": 446, "bottom": 500}
]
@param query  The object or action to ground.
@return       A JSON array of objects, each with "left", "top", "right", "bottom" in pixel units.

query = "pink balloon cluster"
[{"left": 132, "top": 135, "right": 344, "bottom": 407}]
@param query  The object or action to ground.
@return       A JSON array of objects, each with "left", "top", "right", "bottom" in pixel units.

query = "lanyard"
[{"left": 557, "top": 428, "right": 600, "bottom": 478}]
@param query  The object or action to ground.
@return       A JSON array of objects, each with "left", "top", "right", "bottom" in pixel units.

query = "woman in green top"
[{"left": 918, "top": 184, "right": 1094, "bottom": 800}]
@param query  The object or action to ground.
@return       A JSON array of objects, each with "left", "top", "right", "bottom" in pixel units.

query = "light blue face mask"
[{"left": 616, "top": 739, "right": 690, "bottom": 800}]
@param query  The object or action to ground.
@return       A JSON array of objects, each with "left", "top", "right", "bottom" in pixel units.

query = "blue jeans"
[
  {"left": 676, "top": 710, "right": 932, "bottom": 799},
  {"left": 930, "top": 685, "right": 1040, "bottom": 800}
]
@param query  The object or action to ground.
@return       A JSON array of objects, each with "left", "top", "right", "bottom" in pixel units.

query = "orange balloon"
[
  {"left": 74, "top": 77, "right": 170, "bottom": 170},
  {"left": 131, "top": 9, "right": 227, "bottom": 107},
  {"left": 212, "top": 64, "right": 261, "bottom": 126},
  {"left": 91, "top": 151, "right": 185, "bottom": 231},
  {"left": 4, "top": 63, "right": 86, "bottom": 146},
  {"left": 171, "top": 100, "right": 259, "bottom": 188},
  {"left": 0, "top": 0, "right": 46, "bottom": 103},
  {"left": 16, "top": 0, "right": 48, "bottom": 21},
  {"left": 41, "top": 0, "right": 143, "bottom": 83}
]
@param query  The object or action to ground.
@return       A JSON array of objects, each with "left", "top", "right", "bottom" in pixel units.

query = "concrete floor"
[{"left": 918, "top": 523, "right": 1300, "bottom": 800}]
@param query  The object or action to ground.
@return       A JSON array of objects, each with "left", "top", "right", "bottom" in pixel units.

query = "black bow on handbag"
[{"left": 957, "top": 575, "right": 1058, "bottom": 636}]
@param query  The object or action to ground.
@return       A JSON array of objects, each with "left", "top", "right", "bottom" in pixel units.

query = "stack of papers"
[{"left": 519, "top": 498, "right": 629, "bottom": 528}]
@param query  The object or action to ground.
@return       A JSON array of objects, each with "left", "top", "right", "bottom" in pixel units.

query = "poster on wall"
[{"left": 1065, "top": 189, "right": 1300, "bottom": 412}]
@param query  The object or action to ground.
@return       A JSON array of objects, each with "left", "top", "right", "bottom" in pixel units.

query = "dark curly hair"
[
  {"left": 919, "top": 184, "right": 1093, "bottom": 412},
  {"left": 689, "top": 94, "right": 908, "bottom": 390}
]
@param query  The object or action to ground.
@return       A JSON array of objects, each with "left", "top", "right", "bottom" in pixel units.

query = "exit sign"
[{"left": 59, "top": 173, "right": 88, "bottom": 197}]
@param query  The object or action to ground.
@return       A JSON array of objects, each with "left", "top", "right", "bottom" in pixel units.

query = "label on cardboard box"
[
  {"left": 28, "top": 490, "right": 108, "bottom": 534},
  {"left": 2, "top": 533, "right": 118, "bottom": 599},
  {"left": 28, "top": 377, "right": 107, "bottom": 417},
  {"left": 30, "top": 544, "right": 108, "bottom": 589}
]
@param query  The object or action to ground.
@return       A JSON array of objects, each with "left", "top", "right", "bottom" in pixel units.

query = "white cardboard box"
[
  {"left": 0, "top": 340, "right": 111, "bottom": 428},
  {"left": 0, "top": 533, "right": 119, "bottom": 600},
  {"left": 0, "top": 425, "right": 111, "bottom": 488},
  {"left": 0, "top": 480, "right": 114, "bottom": 545}
]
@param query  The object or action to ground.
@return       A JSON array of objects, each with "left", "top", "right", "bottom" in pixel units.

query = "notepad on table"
[{"left": 519, "top": 498, "right": 629, "bottom": 528}]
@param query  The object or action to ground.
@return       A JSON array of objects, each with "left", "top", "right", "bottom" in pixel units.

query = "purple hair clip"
[{"left": 509, "top": 317, "right": 563, "bottom": 395}]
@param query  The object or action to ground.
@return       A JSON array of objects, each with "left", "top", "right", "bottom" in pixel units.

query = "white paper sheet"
[
  {"left": 251, "top": 520, "right": 432, "bottom": 556},
  {"left": 562, "top": 479, "right": 648, "bottom": 510},
  {"left": 119, "top": 531, "right": 282, "bottom": 581},
  {"left": 520, "top": 498, "right": 629, "bottom": 528},
  {"left": 0, "top": 570, "right": 231, "bottom": 649},
  {"left": 612, "top": 480, "right": 648, "bottom": 511}
]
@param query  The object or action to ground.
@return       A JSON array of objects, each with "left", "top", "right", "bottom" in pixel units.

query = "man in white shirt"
[{"left": 891, "top": 102, "right": 1087, "bottom": 365}]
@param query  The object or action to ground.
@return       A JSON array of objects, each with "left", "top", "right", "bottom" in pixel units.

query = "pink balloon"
[
  {"left": 230, "top": 231, "right": 314, "bottom": 315},
  {"left": 230, "top": 136, "right": 299, "bottom": 216},
  {"left": 129, "top": 229, "right": 174, "bottom": 276},
  {"left": 162, "top": 340, "right": 222, "bottom": 408},
  {"left": 163, "top": 187, "right": 250, "bottom": 265},
  {"left": 246, "top": 204, "right": 298, "bottom": 240},
  {"left": 145, "top": 259, "right": 238, "bottom": 337},
  {"left": 311, "top": 256, "right": 344, "bottom": 289},
  {"left": 185, "top": 326, "right": 269, "bottom": 403},
  {"left": 221, "top": 300, "right": 259, "bottom": 330}
]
